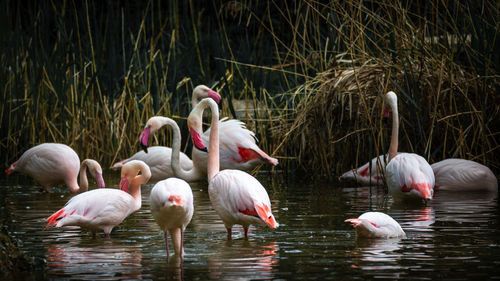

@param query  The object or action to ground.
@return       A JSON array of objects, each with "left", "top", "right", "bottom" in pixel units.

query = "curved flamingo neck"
[
  {"left": 197, "top": 99, "right": 220, "bottom": 182},
  {"left": 388, "top": 99, "right": 399, "bottom": 161},
  {"left": 77, "top": 161, "right": 90, "bottom": 192},
  {"left": 159, "top": 117, "right": 203, "bottom": 181},
  {"left": 129, "top": 162, "right": 151, "bottom": 205}
]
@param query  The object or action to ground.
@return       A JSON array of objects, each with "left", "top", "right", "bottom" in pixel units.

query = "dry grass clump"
[{"left": 272, "top": 53, "right": 498, "bottom": 179}]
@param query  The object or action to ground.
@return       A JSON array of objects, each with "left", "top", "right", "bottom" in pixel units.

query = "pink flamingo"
[
  {"left": 188, "top": 97, "right": 278, "bottom": 240},
  {"left": 431, "top": 159, "right": 498, "bottom": 192},
  {"left": 111, "top": 85, "right": 220, "bottom": 181},
  {"left": 46, "top": 160, "right": 151, "bottom": 238},
  {"left": 383, "top": 91, "right": 435, "bottom": 201},
  {"left": 345, "top": 212, "right": 405, "bottom": 238},
  {"left": 150, "top": 178, "right": 194, "bottom": 258},
  {"left": 5, "top": 143, "right": 105, "bottom": 192}
]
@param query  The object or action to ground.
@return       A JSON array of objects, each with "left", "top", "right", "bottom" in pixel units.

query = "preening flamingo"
[
  {"left": 383, "top": 91, "right": 435, "bottom": 201},
  {"left": 345, "top": 212, "right": 405, "bottom": 238},
  {"left": 189, "top": 98, "right": 278, "bottom": 240},
  {"left": 111, "top": 85, "right": 220, "bottom": 181},
  {"left": 46, "top": 160, "right": 151, "bottom": 238},
  {"left": 150, "top": 178, "right": 194, "bottom": 258},
  {"left": 431, "top": 159, "right": 498, "bottom": 192},
  {"left": 5, "top": 143, "right": 105, "bottom": 192}
]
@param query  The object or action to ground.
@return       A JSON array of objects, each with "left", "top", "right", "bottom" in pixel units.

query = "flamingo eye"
[{"left": 268, "top": 216, "right": 272, "bottom": 219}]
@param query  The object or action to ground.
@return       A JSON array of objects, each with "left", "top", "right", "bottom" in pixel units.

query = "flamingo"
[
  {"left": 188, "top": 98, "right": 278, "bottom": 240},
  {"left": 383, "top": 91, "right": 435, "bottom": 201},
  {"left": 110, "top": 85, "right": 221, "bottom": 181},
  {"left": 46, "top": 160, "right": 151, "bottom": 238},
  {"left": 431, "top": 159, "right": 498, "bottom": 192},
  {"left": 150, "top": 178, "right": 194, "bottom": 258},
  {"left": 5, "top": 143, "right": 105, "bottom": 192},
  {"left": 345, "top": 212, "right": 405, "bottom": 238}
]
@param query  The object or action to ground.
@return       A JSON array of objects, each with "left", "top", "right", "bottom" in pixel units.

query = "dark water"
[{"left": 1, "top": 172, "right": 499, "bottom": 280}]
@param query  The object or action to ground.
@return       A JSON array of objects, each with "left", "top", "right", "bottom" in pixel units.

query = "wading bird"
[
  {"left": 345, "top": 212, "right": 405, "bottom": 238},
  {"left": 431, "top": 159, "right": 498, "bottom": 192},
  {"left": 46, "top": 160, "right": 151, "bottom": 238},
  {"left": 383, "top": 91, "right": 434, "bottom": 201},
  {"left": 150, "top": 177, "right": 194, "bottom": 258},
  {"left": 5, "top": 143, "right": 105, "bottom": 192},
  {"left": 189, "top": 98, "right": 278, "bottom": 240}
]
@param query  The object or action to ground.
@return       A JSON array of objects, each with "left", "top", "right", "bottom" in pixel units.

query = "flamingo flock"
[{"left": 4, "top": 86, "right": 498, "bottom": 258}]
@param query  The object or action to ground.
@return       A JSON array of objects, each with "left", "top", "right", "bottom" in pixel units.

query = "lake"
[{"left": 1, "top": 171, "right": 499, "bottom": 280}]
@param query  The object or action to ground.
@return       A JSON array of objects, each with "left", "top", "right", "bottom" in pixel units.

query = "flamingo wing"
[{"left": 386, "top": 153, "right": 434, "bottom": 199}]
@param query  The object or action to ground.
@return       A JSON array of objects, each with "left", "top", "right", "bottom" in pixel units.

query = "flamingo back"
[{"left": 386, "top": 153, "right": 435, "bottom": 200}]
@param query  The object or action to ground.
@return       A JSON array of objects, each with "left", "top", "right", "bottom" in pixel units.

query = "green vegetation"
[{"left": 1, "top": 0, "right": 498, "bottom": 180}]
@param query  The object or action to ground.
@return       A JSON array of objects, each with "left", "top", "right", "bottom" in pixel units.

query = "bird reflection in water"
[
  {"left": 47, "top": 239, "right": 143, "bottom": 280},
  {"left": 207, "top": 241, "right": 278, "bottom": 280}
]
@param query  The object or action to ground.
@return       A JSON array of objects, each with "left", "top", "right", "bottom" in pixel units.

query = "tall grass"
[{"left": 1, "top": 0, "right": 498, "bottom": 181}]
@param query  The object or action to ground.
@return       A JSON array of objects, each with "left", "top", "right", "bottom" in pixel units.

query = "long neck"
[
  {"left": 388, "top": 101, "right": 399, "bottom": 161},
  {"left": 78, "top": 161, "right": 89, "bottom": 192},
  {"left": 166, "top": 118, "right": 203, "bottom": 181},
  {"left": 129, "top": 162, "right": 151, "bottom": 207},
  {"left": 206, "top": 100, "right": 220, "bottom": 181}
]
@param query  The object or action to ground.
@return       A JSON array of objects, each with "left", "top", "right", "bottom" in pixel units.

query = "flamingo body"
[
  {"left": 345, "top": 212, "right": 405, "bottom": 238},
  {"left": 150, "top": 178, "right": 194, "bottom": 257},
  {"left": 192, "top": 118, "right": 278, "bottom": 171},
  {"left": 431, "top": 159, "right": 498, "bottom": 192},
  {"left": 209, "top": 169, "right": 278, "bottom": 232},
  {"left": 111, "top": 146, "right": 193, "bottom": 182},
  {"left": 6, "top": 143, "right": 104, "bottom": 192},
  {"left": 386, "top": 153, "right": 435, "bottom": 200},
  {"left": 46, "top": 160, "right": 151, "bottom": 237}
]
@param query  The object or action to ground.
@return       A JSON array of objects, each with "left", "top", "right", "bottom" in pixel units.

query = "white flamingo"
[
  {"left": 5, "top": 143, "right": 105, "bottom": 192},
  {"left": 345, "top": 212, "right": 405, "bottom": 238},
  {"left": 383, "top": 91, "right": 435, "bottom": 201},
  {"left": 150, "top": 178, "right": 194, "bottom": 258},
  {"left": 431, "top": 158, "right": 497, "bottom": 192},
  {"left": 46, "top": 160, "right": 151, "bottom": 238},
  {"left": 189, "top": 97, "right": 278, "bottom": 240}
]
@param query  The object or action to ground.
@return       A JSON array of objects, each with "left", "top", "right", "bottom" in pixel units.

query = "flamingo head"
[
  {"left": 83, "top": 159, "right": 106, "bottom": 188},
  {"left": 193, "top": 85, "right": 221, "bottom": 105},
  {"left": 187, "top": 114, "right": 208, "bottom": 152},
  {"left": 139, "top": 116, "right": 165, "bottom": 153},
  {"left": 119, "top": 160, "right": 151, "bottom": 193}
]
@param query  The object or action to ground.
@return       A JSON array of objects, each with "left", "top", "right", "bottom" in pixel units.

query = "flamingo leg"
[
  {"left": 164, "top": 231, "right": 170, "bottom": 257},
  {"left": 180, "top": 230, "right": 184, "bottom": 260},
  {"left": 226, "top": 228, "right": 232, "bottom": 240},
  {"left": 244, "top": 226, "right": 249, "bottom": 239}
]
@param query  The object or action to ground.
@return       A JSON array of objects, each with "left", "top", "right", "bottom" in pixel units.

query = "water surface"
[{"left": 1, "top": 172, "right": 499, "bottom": 280}]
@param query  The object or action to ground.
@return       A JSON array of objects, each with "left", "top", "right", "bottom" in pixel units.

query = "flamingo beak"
[
  {"left": 119, "top": 176, "right": 129, "bottom": 193},
  {"left": 139, "top": 127, "right": 151, "bottom": 153},
  {"left": 207, "top": 89, "right": 221, "bottom": 104},
  {"left": 345, "top": 218, "right": 362, "bottom": 227},
  {"left": 189, "top": 127, "right": 208, "bottom": 152},
  {"left": 96, "top": 173, "right": 106, "bottom": 188},
  {"left": 383, "top": 105, "right": 391, "bottom": 118}
]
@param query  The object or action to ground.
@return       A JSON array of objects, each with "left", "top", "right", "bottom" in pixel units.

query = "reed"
[{"left": 1, "top": 0, "right": 498, "bottom": 181}]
